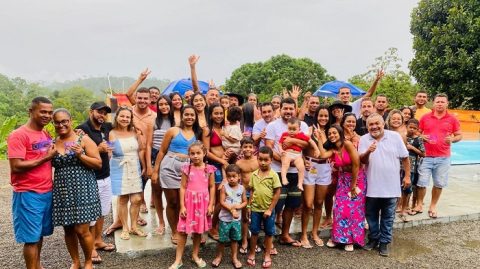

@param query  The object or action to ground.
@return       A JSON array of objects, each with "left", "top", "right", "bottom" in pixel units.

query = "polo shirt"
[
  {"left": 76, "top": 120, "right": 112, "bottom": 180},
  {"left": 359, "top": 130, "right": 409, "bottom": 198},
  {"left": 419, "top": 111, "right": 460, "bottom": 157},
  {"left": 249, "top": 169, "right": 282, "bottom": 212},
  {"left": 265, "top": 118, "right": 309, "bottom": 173},
  {"left": 414, "top": 107, "right": 431, "bottom": 121}
]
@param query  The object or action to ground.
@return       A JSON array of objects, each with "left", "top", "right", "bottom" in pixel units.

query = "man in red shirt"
[
  {"left": 8, "top": 97, "right": 57, "bottom": 269},
  {"left": 413, "top": 93, "right": 462, "bottom": 218}
]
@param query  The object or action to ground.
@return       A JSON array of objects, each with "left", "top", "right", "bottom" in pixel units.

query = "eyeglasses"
[{"left": 53, "top": 119, "right": 70, "bottom": 127}]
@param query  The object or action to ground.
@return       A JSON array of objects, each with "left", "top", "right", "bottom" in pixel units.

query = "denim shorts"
[
  {"left": 249, "top": 211, "right": 276, "bottom": 236},
  {"left": 13, "top": 191, "right": 54, "bottom": 243},
  {"left": 417, "top": 157, "right": 450, "bottom": 188},
  {"left": 211, "top": 162, "right": 223, "bottom": 185}
]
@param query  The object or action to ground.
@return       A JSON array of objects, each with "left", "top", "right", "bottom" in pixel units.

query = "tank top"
[
  {"left": 219, "top": 183, "right": 244, "bottom": 222},
  {"left": 210, "top": 129, "right": 222, "bottom": 147},
  {"left": 152, "top": 120, "right": 171, "bottom": 150},
  {"left": 333, "top": 148, "right": 352, "bottom": 167},
  {"left": 168, "top": 130, "right": 196, "bottom": 155}
]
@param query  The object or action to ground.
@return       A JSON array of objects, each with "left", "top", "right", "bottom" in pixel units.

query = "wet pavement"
[{"left": 1, "top": 161, "right": 480, "bottom": 268}]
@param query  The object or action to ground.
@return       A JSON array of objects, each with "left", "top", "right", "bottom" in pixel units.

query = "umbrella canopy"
[
  {"left": 162, "top": 78, "right": 210, "bottom": 96},
  {"left": 313, "top": 80, "right": 366, "bottom": 97}
]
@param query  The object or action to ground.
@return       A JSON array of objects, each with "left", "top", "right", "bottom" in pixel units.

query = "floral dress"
[
  {"left": 331, "top": 148, "right": 366, "bottom": 246},
  {"left": 177, "top": 164, "right": 216, "bottom": 234}
]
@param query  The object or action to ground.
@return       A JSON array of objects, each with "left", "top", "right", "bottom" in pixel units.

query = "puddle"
[
  {"left": 391, "top": 237, "right": 432, "bottom": 262},
  {"left": 463, "top": 240, "right": 480, "bottom": 249}
]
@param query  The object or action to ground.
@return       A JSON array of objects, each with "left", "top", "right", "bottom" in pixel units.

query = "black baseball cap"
[{"left": 90, "top": 101, "right": 112, "bottom": 113}]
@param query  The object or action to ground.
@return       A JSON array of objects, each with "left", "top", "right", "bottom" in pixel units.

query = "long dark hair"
[
  {"left": 242, "top": 103, "right": 255, "bottom": 132},
  {"left": 323, "top": 124, "right": 345, "bottom": 151},
  {"left": 340, "top": 112, "right": 357, "bottom": 130},
  {"left": 155, "top": 95, "right": 175, "bottom": 129},
  {"left": 180, "top": 105, "right": 203, "bottom": 140},
  {"left": 207, "top": 103, "right": 225, "bottom": 136},
  {"left": 169, "top": 92, "right": 184, "bottom": 111},
  {"left": 313, "top": 105, "right": 331, "bottom": 131},
  {"left": 189, "top": 92, "right": 209, "bottom": 125}
]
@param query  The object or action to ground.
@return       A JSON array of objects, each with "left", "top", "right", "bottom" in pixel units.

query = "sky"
[{"left": 0, "top": 0, "right": 420, "bottom": 85}]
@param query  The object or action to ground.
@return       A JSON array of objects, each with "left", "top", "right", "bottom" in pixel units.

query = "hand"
[
  {"left": 290, "top": 85, "right": 302, "bottom": 100},
  {"left": 232, "top": 209, "right": 240, "bottom": 219},
  {"left": 138, "top": 68, "right": 151, "bottom": 81},
  {"left": 349, "top": 187, "right": 358, "bottom": 198},
  {"left": 282, "top": 88, "right": 290, "bottom": 99},
  {"left": 46, "top": 144, "right": 58, "bottom": 160},
  {"left": 141, "top": 167, "right": 146, "bottom": 177},
  {"left": 305, "top": 159, "right": 311, "bottom": 171},
  {"left": 247, "top": 208, "right": 251, "bottom": 223},
  {"left": 70, "top": 143, "right": 83, "bottom": 157},
  {"left": 375, "top": 69, "right": 385, "bottom": 81},
  {"left": 403, "top": 176, "right": 411, "bottom": 189},
  {"left": 314, "top": 149, "right": 321, "bottom": 159},
  {"left": 151, "top": 172, "right": 159, "bottom": 185},
  {"left": 208, "top": 79, "right": 216, "bottom": 88},
  {"left": 74, "top": 129, "right": 86, "bottom": 136},
  {"left": 263, "top": 209, "right": 272, "bottom": 218},
  {"left": 146, "top": 166, "right": 153, "bottom": 178},
  {"left": 444, "top": 134, "right": 453, "bottom": 144},
  {"left": 281, "top": 137, "right": 294, "bottom": 150},
  {"left": 207, "top": 204, "right": 214, "bottom": 216},
  {"left": 180, "top": 206, "right": 187, "bottom": 218},
  {"left": 368, "top": 141, "right": 377, "bottom": 153},
  {"left": 98, "top": 141, "right": 109, "bottom": 153},
  {"left": 259, "top": 129, "right": 267, "bottom": 139},
  {"left": 303, "top": 91, "right": 312, "bottom": 102},
  {"left": 188, "top": 54, "right": 200, "bottom": 67}
]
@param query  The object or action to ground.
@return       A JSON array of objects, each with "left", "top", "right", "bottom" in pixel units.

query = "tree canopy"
[
  {"left": 225, "top": 54, "right": 335, "bottom": 101},
  {"left": 410, "top": 0, "right": 480, "bottom": 109}
]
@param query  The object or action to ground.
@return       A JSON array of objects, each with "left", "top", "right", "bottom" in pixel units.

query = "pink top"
[
  {"left": 333, "top": 148, "right": 352, "bottom": 168},
  {"left": 279, "top": 132, "right": 310, "bottom": 152},
  {"left": 419, "top": 112, "right": 460, "bottom": 157},
  {"left": 7, "top": 126, "right": 53, "bottom": 193},
  {"left": 181, "top": 164, "right": 216, "bottom": 191}
]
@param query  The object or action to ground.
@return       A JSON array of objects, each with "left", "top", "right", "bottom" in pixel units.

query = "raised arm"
[
  {"left": 297, "top": 92, "right": 311, "bottom": 121},
  {"left": 189, "top": 55, "right": 200, "bottom": 93},
  {"left": 126, "top": 68, "right": 151, "bottom": 104},
  {"left": 363, "top": 69, "right": 384, "bottom": 98}
]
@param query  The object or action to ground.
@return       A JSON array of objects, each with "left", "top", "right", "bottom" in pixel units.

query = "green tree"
[
  {"left": 349, "top": 48, "right": 418, "bottom": 109},
  {"left": 52, "top": 86, "right": 97, "bottom": 121},
  {"left": 225, "top": 54, "right": 335, "bottom": 101},
  {"left": 410, "top": 0, "right": 480, "bottom": 109}
]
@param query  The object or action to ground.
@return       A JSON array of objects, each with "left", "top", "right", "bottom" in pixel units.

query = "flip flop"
[
  {"left": 96, "top": 243, "right": 115, "bottom": 252},
  {"left": 408, "top": 210, "right": 423, "bottom": 216},
  {"left": 168, "top": 263, "right": 183, "bottom": 269},
  {"left": 239, "top": 246, "right": 248, "bottom": 254},
  {"left": 137, "top": 218, "right": 147, "bottom": 226},
  {"left": 399, "top": 214, "right": 410, "bottom": 223},
  {"left": 120, "top": 230, "right": 130, "bottom": 240},
  {"left": 313, "top": 238, "right": 324, "bottom": 247},
  {"left": 103, "top": 226, "right": 121, "bottom": 236},
  {"left": 208, "top": 232, "right": 219, "bottom": 241},
  {"left": 140, "top": 205, "right": 148, "bottom": 213},
  {"left": 232, "top": 260, "right": 243, "bottom": 269},
  {"left": 211, "top": 257, "right": 222, "bottom": 268},
  {"left": 429, "top": 211, "right": 438, "bottom": 219},
  {"left": 130, "top": 228, "right": 147, "bottom": 237},
  {"left": 262, "top": 260, "right": 272, "bottom": 268},
  {"left": 154, "top": 226, "right": 166, "bottom": 235},
  {"left": 255, "top": 245, "right": 262, "bottom": 253},
  {"left": 279, "top": 239, "right": 302, "bottom": 247},
  {"left": 171, "top": 236, "right": 178, "bottom": 245},
  {"left": 301, "top": 240, "right": 313, "bottom": 249},
  {"left": 92, "top": 254, "right": 102, "bottom": 264},
  {"left": 246, "top": 258, "right": 255, "bottom": 267},
  {"left": 192, "top": 258, "right": 206, "bottom": 268}
]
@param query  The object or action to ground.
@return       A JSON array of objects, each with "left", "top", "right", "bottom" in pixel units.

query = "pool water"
[{"left": 451, "top": 140, "right": 480, "bottom": 165}]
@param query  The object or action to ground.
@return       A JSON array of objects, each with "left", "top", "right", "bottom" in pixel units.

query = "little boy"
[
  {"left": 405, "top": 119, "right": 425, "bottom": 216},
  {"left": 212, "top": 164, "right": 247, "bottom": 268},
  {"left": 279, "top": 118, "right": 319, "bottom": 191},
  {"left": 247, "top": 146, "right": 281, "bottom": 268}
]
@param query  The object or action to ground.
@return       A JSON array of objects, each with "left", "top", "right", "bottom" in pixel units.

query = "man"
[
  {"left": 225, "top": 92, "right": 244, "bottom": 107},
  {"left": 252, "top": 102, "right": 275, "bottom": 148},
  {"left": 337, "top": 69, "right": 384, "bottom": 117},
  {"left": 265, "top": 97, "right": 309, "bottom": 247},
  {"left": 76, "top": 102, "right": 115, "bottom": 262},
  {"left": 298, "top": 94, "right": 319, "bottom": 127},
  {"left": 205, "top": 88, "right": 220, "bottom": 106},
  {"left": 184, "top": 89, "right": 194, "bottom": 104},
  {"left": 374, "top": 94, "right": 389, "bottom": 120},
  {"left": 411, "top": 90, "right": 431, "bottom": 120},
  {"left": 359, "top": 113, "right": 410, "bottom": 256},
  {"left": 8, "top": 97, "right": 57, "bottom": 269},
  {"left": 126, "top": 68, "right": 160, "bottom": 112},
  {"left": 413, "top": 93, "right": 462, "bottom": 218},
  {"left": 148, "top": 86, "right": 161, "bottom": 112},
  {"left": 355, "top": 98, "right": 374, "bottom": 136}
]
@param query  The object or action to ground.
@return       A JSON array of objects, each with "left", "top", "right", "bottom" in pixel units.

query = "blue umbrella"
[
  {"left": 162, "top": 78, "right": 210, "bottom": 96},
  {"left": 313, "top": 80, "right": 366, "bottom": 97}
]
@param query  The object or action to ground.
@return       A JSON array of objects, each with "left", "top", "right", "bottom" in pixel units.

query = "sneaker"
[
  {"left": 363, "top": 239, "right": 378, "bottom": 251},
  {"left": 379, "top": 243, "right": 389, "bottom": 257}
]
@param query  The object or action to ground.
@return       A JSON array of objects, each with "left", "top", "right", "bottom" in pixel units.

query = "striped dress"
[{"left": 110, "top": 135, "right": 143, "bottom": 196}]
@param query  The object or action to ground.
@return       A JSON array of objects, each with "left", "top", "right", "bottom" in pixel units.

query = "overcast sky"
[{"left": 0, "top": 0, "right": 419, "bottom": 85}]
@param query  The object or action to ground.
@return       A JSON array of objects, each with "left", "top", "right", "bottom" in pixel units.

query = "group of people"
[{"left": 9, "top": 55, "right": 462, "bottom": 269}]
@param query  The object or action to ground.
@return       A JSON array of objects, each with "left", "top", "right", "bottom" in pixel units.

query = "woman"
[
  {"left": 109, "top": 107, "right": 147, "bottom": 240},
  {"left": 299, "top": 105, "right": 332, "bottom": 248},
  {"left": 328, "top": 101, "right": 352, "bottom": 125},
  {"left": 341, "top": 112, "right": 360, "bottom": 149},
  {"left": 387, "top": 109, "right": 407, "bottom": 140},
  {"left": 319, "top": 125, "right": 366, "bottom": 251},
  {"left": 169, "top": 92, "right": 184, "bottom": 127},
  {"left": 151, "top": 95, "right": 175, "bottom": 235},
  {"left": 52, "top": 108, "right": 102, "bottom": 269},
  {"left": 271, "top": 95, "right": 282, "bottom": 119},
  {"left": 400, "top": 106, "right": 415, "bottom": 125},
  {"left": 242, "top": 103, "right": 256, "bottom": 138},
  {"left": 247, "top": 93, "right": 262, "bottom": 121},
  {"left": 190, "top": 92, "right": 208, "bottom": 128},
  {"left": 151, "top": 105, "right": 206, "bottom": 244}
]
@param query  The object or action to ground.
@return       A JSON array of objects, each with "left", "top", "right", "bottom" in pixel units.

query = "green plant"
[{"left": 0, "top": 116, "right": 18, "bottom": 159}]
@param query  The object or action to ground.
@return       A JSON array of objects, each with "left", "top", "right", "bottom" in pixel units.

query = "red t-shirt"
[
  {"left": 7, "top": 125, "right": 53, "bottom": 193},
  {"left": 419, "top": 111, "right": 460, "bottom": 157},
  {"left": 149, "top": 104, "right": 157, "bottom": 112},
  {"left": 279, "top": 132, "right": 310, "bottom": 152}
]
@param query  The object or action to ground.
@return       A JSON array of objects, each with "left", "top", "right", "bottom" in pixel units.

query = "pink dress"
[
  {"left": 331, "top": 148, "right": 366, "bottom": 246},
  {"left": 177, "top": 164, "right": 216, "bottom": 234}
]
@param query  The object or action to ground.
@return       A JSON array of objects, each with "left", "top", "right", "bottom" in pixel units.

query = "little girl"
[
  {"left": 169, "top": 141, "right": 216, "bottom": 269},
  {"left": 222, "top": 106, "right": 243, "bottom": 156}
]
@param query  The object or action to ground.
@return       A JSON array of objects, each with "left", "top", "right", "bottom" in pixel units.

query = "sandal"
[
  {"left": 92, "top": 254, "right": 102, "bottom": 264},
  {"left": 130, "top": 228, "right": 147, "bottom": 237},
  {"left": 232, "top": 260, "right": 243, "bottom": 269},
  {"left": 278, "top": 239, "right": 302, "bottom": 247},
  {"left": 313, "top": 238, "right": 324, "bottom": 247},
  {"left": 192, "top": 258, "right": 206, "bottom": 268},
  {"left": 120, "top": 230, "right": 130, "bottom": 240},
  {"left": 399, "top": 214, "right": 410, "bottom": 223},
  {"left": 344, "top": 244, "right": 354, "bottom": 252},
  {"left": 269, "top": 247, "right": 278, "bottom": 255},
  {"left": 104, "top": 225, "right": 121, "bottom": 236},
  {"left": 96, "top": 243, "right": 115, "bottom": 251},
  {"left": 154, "top": 225, "right": 166, "bottom": 235},
  {"left": 211, "top": 257, "right": 222, "bottom": 268},
  {"left": 429, "top": 210, "right": 438, "bottom": 219},
  {"left": 171, "top": 236, "right": 178, "bottom": 245},
  {"left": 168, "top": 263, "right": 183, "bottom": 269},
  {"left": 255, "top": 245, "right": 262, "bottom": 253},
  {"left": 140, "top": 205, "right": 148, "bottom": 213},
  {"left": 246, "top": 258, "right": 255, "bottom": 267},
  {"left": 239, "top": 246, "right": 248, "bottom": 254},
  {"left": 262, "top": 260, "right": 272, "bottom": 268},
  {"left": 137, "top": 218, "right": 147, "bottom": 226},
  {"left": 326, "top": 239, "right": 336, "bottom": 248}
]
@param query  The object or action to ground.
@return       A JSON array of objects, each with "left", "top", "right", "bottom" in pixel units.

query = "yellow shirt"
[
  {"left": 249, "top": 169, "right": 282, "bottom": 212},
  {"left": 414, "top": 107, "right": 431, "bottom": 121}
]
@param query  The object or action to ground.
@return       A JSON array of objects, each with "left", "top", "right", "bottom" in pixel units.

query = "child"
[
  {"left": 211, "top": 164, "right": 247, "bottom": 268},
  {"left": 405, "top": 119, "right": 425, "bottom": 217},
  {"left": 247, "top": 146, "right": 282, "bottom": 268},
  {"left": 279, "top": 118, "right": 319, "bottom": 191},
  {"left": 169, "top": 141, "right": 216, "bottom": 269},
  {"left": 222, "top": 106, "right": 243, "bottom": 156}
]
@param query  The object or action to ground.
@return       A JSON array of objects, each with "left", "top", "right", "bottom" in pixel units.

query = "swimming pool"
[{"left": 451, "top": 140, "right": 480, "bottom": 165}]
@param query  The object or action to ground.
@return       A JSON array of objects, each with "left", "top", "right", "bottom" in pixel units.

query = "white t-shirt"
[
  {"left": 265, "top": 118, "right": 309, "bottom": 173},
  {"left": 350, "top": 98, "right": 362, "bottom": 118},
  {"left": 358, "top": 130, "right": 409, "bottom": 198},
  {"left": 252, "top": 119, "right": 269, "bottom": 148}
]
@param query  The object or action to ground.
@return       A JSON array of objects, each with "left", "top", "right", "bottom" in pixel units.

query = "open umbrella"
[
  {"left": 313, "top": 80, "right": 366, "bottom": 97},
  {"left": 162, "top": 78, "right": 210, "bottom": 96}
]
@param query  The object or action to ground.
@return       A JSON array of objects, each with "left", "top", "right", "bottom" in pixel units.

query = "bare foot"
[
  {"left": 297, "top": 184, "right": 304, "bottom": 191},
  {"left": 282, "top": 179, "right": 289, "bottom": 186}
]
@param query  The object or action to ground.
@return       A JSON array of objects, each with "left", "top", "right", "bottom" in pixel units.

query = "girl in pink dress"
[{"left": 170, "top": 141, "right": 216, "bottom": 269}]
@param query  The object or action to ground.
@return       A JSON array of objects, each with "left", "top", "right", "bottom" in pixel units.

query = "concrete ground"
[{"left": 1, "top": 161, "right": 479, "bottom": 268}]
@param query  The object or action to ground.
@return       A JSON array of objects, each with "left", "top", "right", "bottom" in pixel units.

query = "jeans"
[{"left": 365, "top": 197, "right": 397, "bottom": 244}]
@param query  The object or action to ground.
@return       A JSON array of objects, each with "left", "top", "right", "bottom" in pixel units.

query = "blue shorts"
[
  {"left": 249, "top": 211, "right": 276, "bottom": 236},
  {"left": 417, "top": 157, "right": 450, "bottom": 188},
  {"left": 12, "top": 191, "right": 53, "bottom": 243},
  {"left": 212, "top": 162, "right": 223, "bottom": 185}
]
